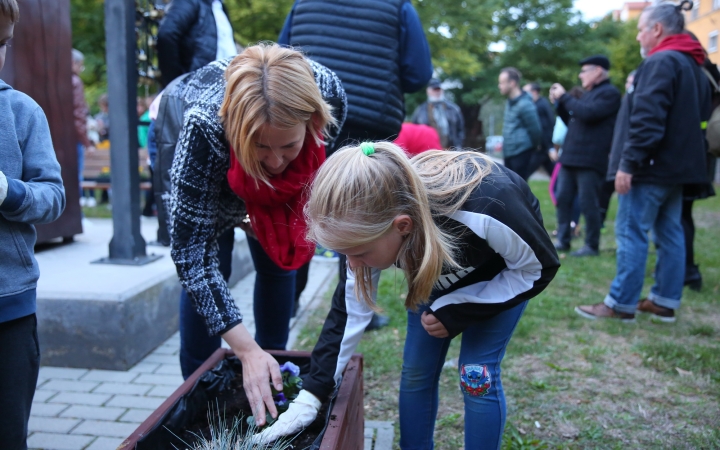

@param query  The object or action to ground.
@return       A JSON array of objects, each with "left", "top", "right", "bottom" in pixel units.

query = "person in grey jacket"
[
  {"left": 411, "top": 78, "right": 465, "bottom": 148},
  {"left": 0, "top": 2, "right": 66, "bottom": 446},
  {"left": 499, "top": 67, "right": 542, "bottom": 180}
]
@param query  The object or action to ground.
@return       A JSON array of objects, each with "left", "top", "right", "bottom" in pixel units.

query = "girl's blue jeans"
[{"left": 399, "top": 301, "right": 527, "bottom": 450}]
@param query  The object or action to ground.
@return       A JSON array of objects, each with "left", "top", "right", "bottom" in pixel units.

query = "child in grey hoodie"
[{"left": 0, "top": 0, "right": 66, "bottom": 447}]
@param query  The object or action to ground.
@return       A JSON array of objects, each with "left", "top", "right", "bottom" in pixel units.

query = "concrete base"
[{"left": 34, "top": 217, "right": 252, "bottom": 370}]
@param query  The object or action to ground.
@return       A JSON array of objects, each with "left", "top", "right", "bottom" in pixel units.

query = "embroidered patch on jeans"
[{"left": 460, "top": 364, "right": 491, "bottom": 397}]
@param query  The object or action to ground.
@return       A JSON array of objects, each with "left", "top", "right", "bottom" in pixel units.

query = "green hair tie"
[{"left": 360, "top": 142, "right": 375, "bottom": 156}]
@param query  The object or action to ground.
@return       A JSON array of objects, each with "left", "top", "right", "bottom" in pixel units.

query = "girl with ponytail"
[{"left": 257, "top": 142, "right": 560, "bottom": 448}]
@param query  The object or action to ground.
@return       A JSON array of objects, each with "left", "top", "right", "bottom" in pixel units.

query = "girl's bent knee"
[{"left": 459, "top": 363, "right": 494, "bottom": 399}]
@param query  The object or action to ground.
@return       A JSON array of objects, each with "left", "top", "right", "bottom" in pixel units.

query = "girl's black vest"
[{"left": 288, "top": 0, "right": 407, "bottom": 138}]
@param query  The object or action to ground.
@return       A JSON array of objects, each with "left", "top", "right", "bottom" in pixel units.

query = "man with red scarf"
[{"left": 576, "top": 0, "right": 711, "bottom": 323}]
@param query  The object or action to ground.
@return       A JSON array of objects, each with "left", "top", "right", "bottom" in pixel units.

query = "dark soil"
[{"left": 176, "top": 356, "right": 332, "bottom": 450}]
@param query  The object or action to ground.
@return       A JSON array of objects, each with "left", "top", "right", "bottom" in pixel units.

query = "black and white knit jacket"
[{"left": 169, "top": 58, "right": 347, "bottom": 336}]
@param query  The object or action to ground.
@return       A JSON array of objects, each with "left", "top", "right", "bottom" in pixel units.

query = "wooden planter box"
[{"left": 118, "top": 349, "right": 364, "bottom": 450}]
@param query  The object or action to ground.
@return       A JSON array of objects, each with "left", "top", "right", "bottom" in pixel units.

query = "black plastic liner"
[{"left": 134, "top": 355, "right": 336, "bottom": 450}]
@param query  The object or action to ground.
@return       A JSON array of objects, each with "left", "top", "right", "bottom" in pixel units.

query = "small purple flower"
[
  {"left": 274, "top": 392, "right": 288, "bottom": 405},
  {"left": 279, "top": 361, "right": 300, "bottom": 377}
]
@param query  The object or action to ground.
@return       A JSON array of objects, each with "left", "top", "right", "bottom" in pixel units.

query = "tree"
[
  {"left": 495, "top": 0, "right": 606, "bottom": 94},
  {"left": 70, "top": 0, "right": 294, "bottom": 108},
  {"left": 224, "top": 0, "right": 294, "bottom": 46},
  {"left": 409, "top": 0, "right": 503, "bottom": 147},
  {"left": 600, "top": 18, "right": 644, "bottom": 92},
  {"left": 70, "top": 0, "right": 106, "bottom": 111}
]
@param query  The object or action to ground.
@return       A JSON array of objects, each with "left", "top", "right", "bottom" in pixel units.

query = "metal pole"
[{"left": 95, "top": 0, "right": 160, "bottom": 265}]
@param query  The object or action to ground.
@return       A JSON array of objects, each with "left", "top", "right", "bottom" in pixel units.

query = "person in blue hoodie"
[{"left": 0, "top": 1, "right": 66, "bottom": 447}]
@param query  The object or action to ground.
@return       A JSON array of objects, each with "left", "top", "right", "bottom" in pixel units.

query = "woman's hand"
[
  {"left": 222, "top": 324, "right": 283, "bottom": 426},
  {"left": 238, "top": 217, "right": 257, "bottom": 240},
  {"left": 421, "top": 311, "right": 449, "bottom": 338}
]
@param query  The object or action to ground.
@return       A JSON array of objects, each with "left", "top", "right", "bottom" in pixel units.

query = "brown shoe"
[
  {"left": 575, "top": 302, "right": 635, "bottom": 322},
  {"left": 637, "top": 299, "right": 676, "bottom": 323}
]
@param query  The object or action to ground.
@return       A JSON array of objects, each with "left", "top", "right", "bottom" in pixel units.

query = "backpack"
[
  {"left": 701, "top": 66, "right": 720, "bottom": 157},
  {"left": 152, "top": 73, "right": 190, "bottom": 246}
]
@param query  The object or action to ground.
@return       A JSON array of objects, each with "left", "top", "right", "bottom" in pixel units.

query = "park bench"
[{"left": 81, "top": 142, "right": 152, "bottom": 191}]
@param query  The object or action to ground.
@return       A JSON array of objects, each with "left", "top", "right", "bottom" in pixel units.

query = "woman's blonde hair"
[
  {"left": 305, "top": 142, "right": 496, "bottom": 310},
  {"left": 219, "top": 43, "right": 335, "bottom": 185}
]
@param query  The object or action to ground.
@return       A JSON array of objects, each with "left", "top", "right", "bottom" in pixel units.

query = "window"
[
  {"left": 714, "top": 0, "right": 720, "bottom": 10},
  {"left": 692, "top": 0, "right": 700, "bottom": 19},
  {"left": 710, "top": 31, "right": 718, "bottom": 53}
]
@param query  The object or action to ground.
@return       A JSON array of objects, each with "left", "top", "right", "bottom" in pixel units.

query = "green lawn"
[{"left": 296, "top": 181, "right": 720, "bottom": 449}]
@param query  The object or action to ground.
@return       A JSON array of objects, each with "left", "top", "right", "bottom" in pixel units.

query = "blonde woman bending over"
[
  {"left": 169, "top": 44, "right": 346, "bottom": 427},
  {"left": 257, "top": 142, "right": 560, "bottom": 448}
]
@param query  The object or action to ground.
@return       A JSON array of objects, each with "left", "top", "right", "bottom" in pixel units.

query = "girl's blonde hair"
[
  {"left": 305, "top": 142, "right": 496, "bottom": 310},
  {"left": 219, "top": 43, "right": 335, "bottom": 185}
]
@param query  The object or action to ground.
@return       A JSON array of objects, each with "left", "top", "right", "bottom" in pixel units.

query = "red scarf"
[
  {"left": 648, "top": 34, "right": 706, "bottom": 65},
  {"left": 227, "top": 134, "right": 325, "bottom": 270}
]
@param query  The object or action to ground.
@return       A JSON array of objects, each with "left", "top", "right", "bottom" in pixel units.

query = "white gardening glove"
[
  {"left": 253, "top": 389, "right": 321, "bottom": 445},
  {"left": 0, "top": 171, "right": 8, "bottom": 207}
]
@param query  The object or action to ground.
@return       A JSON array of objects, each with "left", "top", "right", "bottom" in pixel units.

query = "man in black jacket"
[
  {"left": 524, "top": 82, "right": 556, "bottom": 176},
  {"left": 576, "top": 2, "right": 711, "bottom": 322},
  {"left": 157, "top": 0, "right": 237, "bottom": 87},
  {"left": 549, "top": 55, "right": 621, "bottom": 257}
]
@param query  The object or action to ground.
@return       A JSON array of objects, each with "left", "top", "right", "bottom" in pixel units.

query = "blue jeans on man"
[{"left": 604, "top": 183, "right": 684, "bottom": 314}]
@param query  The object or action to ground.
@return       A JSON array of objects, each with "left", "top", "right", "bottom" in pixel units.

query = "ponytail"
[{"left": 305, "top": 143, "right": 496, "bottom": 309}]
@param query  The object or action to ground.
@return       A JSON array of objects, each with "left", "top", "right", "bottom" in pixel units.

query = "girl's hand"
[
  {"left": 421, "top": 311, "right": 449, "bottom": 338},
  {"left": 252, "top": 390, "right": 321, "bottom": 444}
]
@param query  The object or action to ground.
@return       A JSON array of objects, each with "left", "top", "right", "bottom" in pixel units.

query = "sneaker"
[
  {"left": 79, "top": 196, "right": 87, "bottom": 207},
  {"left": 575, "top": 303, "right": 635, "bottom": 322},
  {"left": 312, "top": 245, "right": 339, "bottom": 262},
  {"left": 637, "top": 299, "right": 676, "bottom": 323},
  {"left": 554, "top": 242, "right": 570, "bottom": 252},
  {"left": 570, "top": 245, "right": 599, "bottom": 257},
  {"left": 86, "top": 197, "right": 97, "bottom": 208}
]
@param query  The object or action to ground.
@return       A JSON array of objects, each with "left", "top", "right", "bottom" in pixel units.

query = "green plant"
[{"left": 246, "top": 362, "right": 303, "bottom": 429}]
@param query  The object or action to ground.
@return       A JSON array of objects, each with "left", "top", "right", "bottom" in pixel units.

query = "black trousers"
[
  {"left": 556, "top": 166, "right": 603, "bottom": 250},
  {"left": 598, "top": 180, "right": 616, "bottom": 225},
  {"left": 528, "top": 150, "right": 556, "bottom": 177},
  {"left": 504, "top": 150, "right": 535, "bottom": 181},
  {"left": 0, "top": 314, "right": 40, "bottom": 450},
  {"left": 681, "top": 200, "right": 699, "bottom": 277}
]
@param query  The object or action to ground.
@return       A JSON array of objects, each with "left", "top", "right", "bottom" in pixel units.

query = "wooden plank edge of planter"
[
  {"left": 319, "top": 352, "right": 364, "bottom": 450},
  {"left": 117, "top": 348, "right": 363, "bottom": 450}
]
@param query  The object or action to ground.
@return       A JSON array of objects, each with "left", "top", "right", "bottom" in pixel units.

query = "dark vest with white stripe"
[{"left": 288, "top": 0, "right": 407, "bottom": 138}]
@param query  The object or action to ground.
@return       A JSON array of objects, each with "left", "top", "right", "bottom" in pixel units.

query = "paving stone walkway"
[{"left": 27, "top": 258, "right": 360, "bottom": 450}]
